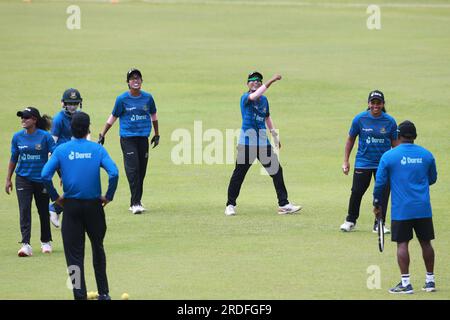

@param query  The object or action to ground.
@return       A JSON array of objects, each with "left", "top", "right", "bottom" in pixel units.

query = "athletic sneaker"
[
  {"left": 131, "top": 205, "right": 144, "bottom": 215},
  {"left": 138, "top": 203, "right": 147, "bottom": 211},
  {"left": 18, "top": 243, "right": 33, "bottom": 257},
  {"left": 49, "top": 203, "right": 61, "bottom": 228},
  {"left": 422, "top": 282, "right": 436, "bottom": 292},
  {"left": 373, "top": 224, "right": 391, "bottom": 234},
  {"left": 41, "top": 242, "right": 52, "bottom": 254},
  {"left": 389, "top": 282, "right": 414, "bottom": 294},
  {"left": 224, "top": 205, "right": 236, "bottom": 216},
  {"left": 98, "top": 294, "right": 111, "bottom": 300},
  {"left": 340, "top": 221, "right": 355, "bottom": 232},
  {"left": 278, "top": 203, "right": 302, "bottom": 214}
]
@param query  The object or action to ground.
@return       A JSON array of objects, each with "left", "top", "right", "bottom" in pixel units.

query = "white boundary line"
[{"left": 23, "top": 0, "right": 450, "bottom": 9}]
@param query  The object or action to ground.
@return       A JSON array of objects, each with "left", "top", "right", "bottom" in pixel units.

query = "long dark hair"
[{"left": 36, "top": 114, "right": 52, "bottom": 131}]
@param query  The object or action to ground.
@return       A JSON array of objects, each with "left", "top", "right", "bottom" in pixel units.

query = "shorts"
[{"left": 391, "top": 218, "right": 435, "bottom": 243}]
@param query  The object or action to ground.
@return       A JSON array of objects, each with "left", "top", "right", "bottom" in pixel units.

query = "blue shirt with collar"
[{"left": 238, "top": 92, "right": 270, "bottom": 146}]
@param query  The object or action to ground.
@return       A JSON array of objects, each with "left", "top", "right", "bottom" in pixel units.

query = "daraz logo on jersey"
[
  {"left": 20, "top": 153, "right": 41, "bottom": 161},
  {"left": 130, "top": 114, "right": 147, "bottom": 121},
  {"left": 401, "top": 156, "right": 423, "bottom": 165},
  {"left": 366, "top": 136, "right": 385, "bottom": 144},
  {"left": 68, "top": 151, "right": 92, "bottom": 160}
]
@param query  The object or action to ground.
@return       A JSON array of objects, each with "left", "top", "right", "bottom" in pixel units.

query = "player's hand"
[
  {"left": 373, "top": 206, "right": 382, "bottom": 219},
  {"left": 55, "top": 196, "right": 65, "bottom": 208},
  {"left": 272, "top": 74, "right": 282, "bottom": 81},
  {"left": 271, "top": 130, "right": 281, "bottom": 149},
  {"left": 342, "top": 161, "right": 350, "bottom": 175},
  {"left": 151, "top": 135, "right": 160, "bottom": 148},
  {"left": 98, "top": 133, "right": 105, "bottom": 145},
  {"left": 100, "top": 196, "right": 110, "bottom": 207},
  {"left": 5, "top": 179, "right": 13, "bottom": 194}
]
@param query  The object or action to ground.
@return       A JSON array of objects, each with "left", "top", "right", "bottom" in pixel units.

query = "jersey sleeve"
[
  {"left": 10, "top": 134, "right": 19, "bottom": 163},
  {"left": 241, "top": 93, "right": 251, "bottom": 108},
  {"left": 373, "top": 155, "right": 389, "bottom": 206},
  {"left": 111, "top": 96, "right": 124, "bottom": 117},
  {"left": 148, "top": 95, "right": 157, "bottom": 114},
  {"left": 100, "top": 147, "right": 119, "bottom": 201},
  {"left": 46, "top": 132, "right": 56, "bottom": 153},
  {"left": 428, "top": 154, "right": 437, "bottom": 185},
  {"left": 348, "top": 115, "right": 360, "bottom": 137},
  {"left": 390, "top": 119, "right": 398, "bottom": 140},
  {"left": 51, "top": 114, "right": 61, "bottom": 137},
  {"left": 41, "top": 149, "right": 60, "bottom": 201}
]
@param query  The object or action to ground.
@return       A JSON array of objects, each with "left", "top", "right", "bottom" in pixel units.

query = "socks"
[
  {"left": 401, "top": 274, "right": 410, "bottom": 287},
  {"left": 426, "top": 272, "right": 435, "bottom": 284}
]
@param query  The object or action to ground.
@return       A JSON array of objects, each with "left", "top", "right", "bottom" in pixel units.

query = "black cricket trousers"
[
  {"left": 120, "top": 137, "right": 149, "bottom": 207},
  {"left": 62, "top": 198, "right": 108, "bottom": 300},
  {"left": 227, "top": 144, "right": 289, "bottom": 207},
  {"left": 15, "top": 175, "right": 51, "bottom": 244},
  {"left": 346, "top": 168, "right": 390, "bottom": 225}
]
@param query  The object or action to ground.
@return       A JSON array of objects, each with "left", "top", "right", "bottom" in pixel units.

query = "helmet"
[{"left": 61, "top": 88, "right": 83, "bottom": 114}]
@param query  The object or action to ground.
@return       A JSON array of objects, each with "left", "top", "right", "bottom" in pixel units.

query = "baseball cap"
[
  {"left": 247, "top": 71, "right": 263, "bottom": 82},
  {"left": 71, "top": 112, "right": 90, "bottom": 131},
  {"left": 17, "top": 107, "right": 41, "bottom": 119},
  {"left": 127, "top": 68, "right": 142, "bottom": 82},
  {"left": 62, "top": 88, "right": 83, "bottom": 104},
  {"left": 397, "top": 120, "right": 417, "bottom": 139},
  {"left": 368, "top": 90, "right": 385, "bottom": 103}
]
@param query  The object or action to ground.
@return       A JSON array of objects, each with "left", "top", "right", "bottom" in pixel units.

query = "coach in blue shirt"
[
  {"left": 5, "top": 107, "right": 55, "bottom": 257},
  {"left": 373, "top": 120, "right": 437, "bottom": 294},
  {"left": 340, "top": 90, "right": 398, "bottom": 232},
  {"left": 42, "top": 112, "right": 119, "bottom": 300},
  {"left": 99, "top": 68, "right": 159, "bottom": 215}
]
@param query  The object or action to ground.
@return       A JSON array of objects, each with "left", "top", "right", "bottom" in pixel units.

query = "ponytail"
[{"left": 36, "top": 114, "right": 52, "bottom": 131}]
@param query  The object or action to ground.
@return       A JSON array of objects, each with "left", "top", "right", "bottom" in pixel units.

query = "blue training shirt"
[
  {"left": 373, "top": 143, "right": 437, "bottom": 221},
  {"left": 238, "top": 92, "right": 270, "bottom": 146},
  {"left": 41, "top": 138, "right": 119, "bottom": 201},
  {"left": 10, "top": 129, "right": 56, "bottom": 183},
  {"left": 349, "top": 111, "right": 397, "bottom": 168},
  {"left": 112, "top": 91, "right": 157, "bottom": 138},
  {"left": 51, "top": 110, "right": 76, "bottom": 146}
]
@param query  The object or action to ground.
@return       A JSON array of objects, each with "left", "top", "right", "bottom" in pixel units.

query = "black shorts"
[{"left": 391, "top": 218, "right": 435, "bottom": 243}]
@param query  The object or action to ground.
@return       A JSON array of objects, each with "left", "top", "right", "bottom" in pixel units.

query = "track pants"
[
  {"left": 62, "top": 198, "right": 108, "bottom": 300},
  {"left": 227, "top": 144, "right": 289, "bottom": 207},
  {"left": 15, "top": 175, "right": 51, "bottom": 244},
  {"left": 346, "top": 168, "right": 390, "bottom": 225},
  {"left": 120, "top": 137, "right": 149, "bottom": 207}
]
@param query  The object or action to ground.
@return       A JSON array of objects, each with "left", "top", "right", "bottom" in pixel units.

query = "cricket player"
[
  {"left": 340, "top": 90, "right": 398, "bottom": 232},
  {"left": 99, "top": 68, "right": 159, "bottom": 214},
  {"left": 225, "top": 71, "right": 301, "bottom": 216},
  {"left": 373, "top": 120, "right": 437, "bottom": 294},
  {"left": 48, "top": 88, "right": 84, "bottom": 228},
  {"left": 42, "top": 112, "right": 119, "bottom": 300},
  {"left": 6, "top": 107, "right": 55, "bottom": 256}
]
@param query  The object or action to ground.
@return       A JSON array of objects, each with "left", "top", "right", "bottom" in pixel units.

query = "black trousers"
[
  {"left": 227, "top": 144, "right": 289, "bottom": 207},
  {"left": 346, "top": 168, "right": 390, "bottom": 225},
  {"left": 15, "top": 175, "right": 51, "bottom": 244},
  {"left": 120, "top": 137, "right": 149, "bottom": 207},
  {"left": 62, "top": 198, "right": 108, "bottom": 300}
]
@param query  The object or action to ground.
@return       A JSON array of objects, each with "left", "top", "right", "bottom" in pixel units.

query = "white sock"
[
  {"left": 401, "top": 274, "right": 410, "bottom": 287},
  {"left": 426, "top": 272, "right": 435, "bottom": 283}
]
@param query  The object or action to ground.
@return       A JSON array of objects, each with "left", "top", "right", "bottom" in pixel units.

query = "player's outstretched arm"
[{"left": 249, "top": 74, "right": 282, "bottom": 101}]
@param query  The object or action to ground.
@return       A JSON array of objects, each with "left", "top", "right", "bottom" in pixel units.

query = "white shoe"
[
  {"left": 373, "top": 224, "right": 391, "bottom": 234},
  {"left": 41, "top": 242, "right": 52, "bottom": 254},
  {"left": 132, "top": 205, "right": 144, "bottom": 214},
  {"left": 18, "top": 243, "right": 33, "bottom": 257},
  {"left": 340, "top": 221, "right": 355, "bottom": 232},
  {"left": 49, "top": 211, "right": 60, "bottom": 228},
  {"left": 278, "top": 203, "right": 302, "bottom": 214},
  {"left": 225, "top": 205, "right": 236, "bottom": 216},
  {"left": 139, "top": 203, "right": 146, "bottom": 211}
]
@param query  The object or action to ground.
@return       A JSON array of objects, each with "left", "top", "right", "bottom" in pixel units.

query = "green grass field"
[{"left": 0, "top": 0, "right": 449, "bottom": 300}]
